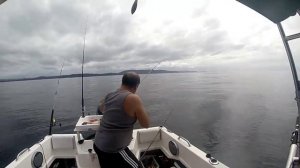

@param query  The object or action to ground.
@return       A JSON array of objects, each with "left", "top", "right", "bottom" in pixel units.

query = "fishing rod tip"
[{"left": 131, "top": 0, "right": 138, "bottom": 15}]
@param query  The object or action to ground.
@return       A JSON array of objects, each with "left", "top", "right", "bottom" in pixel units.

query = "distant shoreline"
[{"left": 0, "top": 70, "right": 196, "bottom": 83}]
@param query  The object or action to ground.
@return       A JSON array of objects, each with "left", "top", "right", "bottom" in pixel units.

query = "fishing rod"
[
  {"left": 139, "top": 107, "right": 173, "bottom": 161},
  {"left": 131, "top": 0, "right": 138, "bottom": 14},
  {"left": 48, "top": 63, "right": 64, "bottom": 135},
  {"left": 81, "top": 0, "right": 98, "bottom": 117},
  {"left": 130, "top": 1, "right": 175, "bottom": 160},
  {"left": 138, "top": 60, "right": 179, "bottom": 161},
  {"left": 81, "top": 19, "right": 88, "bottom": 118}
]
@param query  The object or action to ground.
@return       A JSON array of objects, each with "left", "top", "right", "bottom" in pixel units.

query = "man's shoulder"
[
  {"left": 125, "top": 93, "right": 141, "bottom": 103},
  {"left": 126, "top": 93, "right": 140, "bottom": 99}
]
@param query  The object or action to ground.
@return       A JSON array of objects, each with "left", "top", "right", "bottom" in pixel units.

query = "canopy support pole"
[
  {"left": 277, "top": 23, "right": 300, "bottom": 116},
  {"left": 277, "top": 22, "right": 300, "bottom": 168}
]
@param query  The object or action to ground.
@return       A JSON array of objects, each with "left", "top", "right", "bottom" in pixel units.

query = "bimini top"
[
  {"left": 0, "top": 0, "right": 6, "bottom": 5},
  {"left": 237, "top": 0, "right": 300, "bottom": 23}
]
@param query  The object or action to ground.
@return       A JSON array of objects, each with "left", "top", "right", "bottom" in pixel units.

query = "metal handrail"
[
  {"left": 16, "top": 148, "right": 30, "bottom": 161},
  {"left": 178, "top": 136, "right": 191, "bottom": 147},
  {"left": 277, "top": 23, "right": 300, "bottom": 117}
]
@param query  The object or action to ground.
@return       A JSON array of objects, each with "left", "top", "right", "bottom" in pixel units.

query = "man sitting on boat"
[{"left": 94, "top": 71, "right": 150, "bottom": 168}]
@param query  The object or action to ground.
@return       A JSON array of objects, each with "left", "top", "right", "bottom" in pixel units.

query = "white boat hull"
[{"left": 6, "top": 126, "right": 228, "bottom": 168}]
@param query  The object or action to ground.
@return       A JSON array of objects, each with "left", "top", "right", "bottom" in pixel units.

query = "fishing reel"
[{"left": 51, "top": 118, "right": 62, "bottom": 127}]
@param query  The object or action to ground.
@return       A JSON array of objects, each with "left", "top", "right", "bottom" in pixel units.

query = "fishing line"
[
  {"left": 48, "top": 63, "right": 64, "bottom": 135},
  {"left": 140, "top": 62, "right": 161, "bottom": 84}
]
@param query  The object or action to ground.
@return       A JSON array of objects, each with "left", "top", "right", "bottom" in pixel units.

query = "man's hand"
[{"left": 98, "top": 98, "right": 105, "bottom": 115}]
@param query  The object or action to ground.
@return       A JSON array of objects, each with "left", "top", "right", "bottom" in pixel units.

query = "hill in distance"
[{"left": 0, "top": 69, "right": 196, "bottom": 82}]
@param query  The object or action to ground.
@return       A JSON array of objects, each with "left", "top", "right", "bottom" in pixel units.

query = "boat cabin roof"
[{"left": 237, "top": 0, "right": 300, "bottom": 23}]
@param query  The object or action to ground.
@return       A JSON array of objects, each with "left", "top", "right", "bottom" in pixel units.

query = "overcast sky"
[{"left": 0, "top": 0, "right": 299, "bottom": 79}]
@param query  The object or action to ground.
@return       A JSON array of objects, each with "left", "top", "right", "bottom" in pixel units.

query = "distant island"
[{"left": 0, "top": 70, "right": 196, "bottom": 82}]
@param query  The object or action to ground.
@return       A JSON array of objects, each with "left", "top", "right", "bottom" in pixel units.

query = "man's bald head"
[{"left": 122, "top": 72, "right": 140, "bottom": 88}]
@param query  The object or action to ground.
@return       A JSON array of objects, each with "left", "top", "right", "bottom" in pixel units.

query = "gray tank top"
[{"left": 94, "top": 89, "right": 137, "bottom": 152}]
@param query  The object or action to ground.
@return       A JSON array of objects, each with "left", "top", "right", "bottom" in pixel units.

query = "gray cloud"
[{"left": 0, "top": 0, "right": 299, "bottom": 79}]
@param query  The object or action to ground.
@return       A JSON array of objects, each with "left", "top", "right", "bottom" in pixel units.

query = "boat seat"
[
  {"left": 51, "top": 134, "right": 75, "bottom": 150},
  {"left": 137, "top": 129, "right": 161, "bottom": 144}
]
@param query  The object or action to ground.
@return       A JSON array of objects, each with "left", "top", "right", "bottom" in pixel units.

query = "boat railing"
[{"left": 178, "top": 136, "right": 191, "bottom": 147}]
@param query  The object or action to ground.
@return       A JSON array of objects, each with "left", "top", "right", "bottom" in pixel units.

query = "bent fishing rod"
[
  {"left": 139, "top": 108, "right": 173, "bottom": 161},
  {"left": 131, "top": 0, "right": 138, "bottom": 14},
  {"left": 138, "top": 61, "right": 178, "bottom": 161},
  {"left": 130, "top": 1, "right": 176, "bottom": 160},
  {"left": 49, "top": 63, "right": 64, "bottom": 135}
]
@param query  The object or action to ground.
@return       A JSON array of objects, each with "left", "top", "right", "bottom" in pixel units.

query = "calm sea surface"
[{"left": 0, "top": 72, "right": 297, "bottom": 168}]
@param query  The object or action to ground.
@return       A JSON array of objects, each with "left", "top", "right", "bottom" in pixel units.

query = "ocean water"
[{"left": 0, "top": 72, "right": 297, "bottom": 168}]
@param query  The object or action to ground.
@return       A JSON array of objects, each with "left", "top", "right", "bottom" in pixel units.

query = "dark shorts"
[{"left": 93, "top": 144, "right": 143, "bottom": 168}]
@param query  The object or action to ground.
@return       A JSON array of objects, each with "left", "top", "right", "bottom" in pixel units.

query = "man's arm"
[{"left": 124, "top": 94, "right": 150, "bottom": 128}]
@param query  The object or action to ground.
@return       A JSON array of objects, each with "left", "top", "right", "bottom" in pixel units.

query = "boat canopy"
[
  {"left": 237, "top": 0, "right": 300, "bottom": 23},
  {"left": 0, "top": 0, "right": 6, "bottom": 5}
]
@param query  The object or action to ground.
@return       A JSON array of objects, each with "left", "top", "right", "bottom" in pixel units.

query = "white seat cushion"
[
  {"left": 51, "top": 134, "right": 75, "bottom": 150},
  {"left": 137, "top": 129, "right": 161, "bottom": 144}
]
